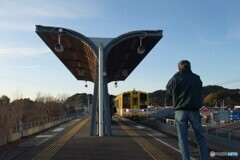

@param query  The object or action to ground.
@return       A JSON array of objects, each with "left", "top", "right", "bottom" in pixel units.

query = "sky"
[{"left": 1, "top": 0, "right": 240, "bottom": 100}]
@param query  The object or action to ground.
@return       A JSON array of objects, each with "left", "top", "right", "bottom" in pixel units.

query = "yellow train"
[{"left": 114, "top": 90, "right": 151, "bottom": 118}]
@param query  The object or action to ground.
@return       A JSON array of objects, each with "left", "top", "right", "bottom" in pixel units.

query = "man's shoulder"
[
  {"left": 191, "top": 72, "right": 200, "bottom": 78},
  {"left": 173, "top": 72, "right": 181, "bottom": 77},
  {"left": 171, "top": 71, "right": 201, "bottom": 80}
]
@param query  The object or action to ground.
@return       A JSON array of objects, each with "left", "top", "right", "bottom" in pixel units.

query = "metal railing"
[
  {"left": 205, "top": 125, "right": 240, "bottom": 142},
  {"left": 146, "top": 118, "right": 240, "bottom": 142},
  {"left": 0, "top": 113, "right": 83, "bottom": 146}
]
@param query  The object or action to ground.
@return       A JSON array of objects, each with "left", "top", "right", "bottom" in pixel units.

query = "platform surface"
[{"left": 8, "top": 115, "right": 233, "bottom": 160}]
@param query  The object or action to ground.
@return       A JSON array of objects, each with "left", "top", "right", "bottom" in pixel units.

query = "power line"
[{"left": 216, "top": 79, "right": 240, "bottom": 85}]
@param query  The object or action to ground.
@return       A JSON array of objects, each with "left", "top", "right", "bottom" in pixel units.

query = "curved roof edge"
[
  {"left": 104, "top": 30, "right": 163, "bottom": 82},
  {"left": 36, "top": 25, "right": 98, "bottom": 82}
]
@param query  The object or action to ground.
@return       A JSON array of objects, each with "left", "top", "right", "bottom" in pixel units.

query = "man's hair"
[{"left": 178, "top": 60, "right": 191, "bottom": 71}]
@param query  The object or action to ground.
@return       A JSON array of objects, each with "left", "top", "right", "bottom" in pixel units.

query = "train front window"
[
  {"left": 132, "top": 97, "right": 138, "bottom": 106},
  {"left": 114, "top": 100, "right": 119, "bottom": 109},
  {"left": 123, "top": 93, "right": 130, "bottom": 108},
  {"left": 140, "top": 93, "right": 147, "bottom": 109}
]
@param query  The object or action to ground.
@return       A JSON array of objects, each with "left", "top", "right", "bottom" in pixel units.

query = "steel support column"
[
  {"left": 98, "top": 43, "right": 104, "bottom": 137},
  {"left": 90, "top": 65, "right": 99, "bottom": 136}
]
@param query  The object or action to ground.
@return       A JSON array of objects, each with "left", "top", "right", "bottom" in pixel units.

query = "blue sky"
[{"left": 1, "top": 0, "right": 240, "bottom": 100}]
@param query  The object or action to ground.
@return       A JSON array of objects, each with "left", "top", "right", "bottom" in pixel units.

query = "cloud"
[
  {"left": 18, "top": 65, "right": 42, "bottom": 69},
  {"left": 0, "top": 1, "right": 102, "bottom": 19},
  {"left": 0, "top": 1, "right": 74, "bottom": 19},
  {"left": 0, "top": 47, "right": 50, "bottom": 57},
  {"left": 216, "top": 79, "right": 240, "bottom": 86},
  {"left": 195, "top": 30, "right": 228, "bottom": 46},
  {"left": 225, "top": 26, "right": 240, "bottom": 41},
  {"left": 0, "top": 0, "right": 103, "bottom": 32},
  {"left": 233, "top": 67, "right": 240, "bottom": 71},
  {"left": 0, "top": 20, "right": 35, "bottom": 32}
]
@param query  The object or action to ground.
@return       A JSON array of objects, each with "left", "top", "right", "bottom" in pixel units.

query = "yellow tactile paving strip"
[
  {"left": 32, "top": 116, "right": 90, "bottom": 160},
  {"left": 116, "top": 118, "right": 173, "bottom": 160}
]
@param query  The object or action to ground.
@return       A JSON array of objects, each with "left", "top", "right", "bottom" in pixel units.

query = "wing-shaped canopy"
[
  {"left": 36, "top": 25, "right": 163, "bottom": 83},
  {"left": 36, "top": 25, "right": 98, "bottom": 82},
  {"left": 104, "top": 30, "right": 163, "bottom": 82}
]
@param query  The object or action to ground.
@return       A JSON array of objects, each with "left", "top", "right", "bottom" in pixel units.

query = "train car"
[{"left": 114, "top": 90, "right": 151, "bottom": 118}]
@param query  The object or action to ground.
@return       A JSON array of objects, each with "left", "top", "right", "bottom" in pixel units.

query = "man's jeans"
[{"left": 175, "top": 110, "right": 208, "bottom": 160}]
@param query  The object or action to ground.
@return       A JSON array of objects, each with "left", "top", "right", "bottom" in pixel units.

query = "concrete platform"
[
  {"left": 12, "top": 115, "right": 189, "bottom": 160},
  {"left": 51, "top": 118, "right": 155, "bottom": 160}
]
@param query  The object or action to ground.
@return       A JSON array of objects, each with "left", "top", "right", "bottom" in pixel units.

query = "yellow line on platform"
[
  {"left": 32, "top": 116, "right": 90, "bottom": 160},
  {"left": 116, "top": 117, "right": 173, "bottom": 160}
]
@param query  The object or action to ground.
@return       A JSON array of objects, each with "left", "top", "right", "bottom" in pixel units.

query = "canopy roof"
[{"left": 36, "top": 25, "right": 163, "bottom": 83}]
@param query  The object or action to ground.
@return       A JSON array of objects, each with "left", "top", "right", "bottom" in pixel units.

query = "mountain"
[
  {"left": 66, "top": 85, "right": 240, "bottom": 109},
  {"left": 202, "top": 85, "right": 225, "bottom": 98},
  {"left": 66, "top": 93, "right": 93, "bottom": 109},
  {"left": 148, "top": 85, "right": 240, "bottom": 107}
]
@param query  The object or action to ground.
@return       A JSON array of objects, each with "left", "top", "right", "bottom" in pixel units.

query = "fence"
[
  {"left": 145, "top": 118, "right": 240, "bottom": 152},
  {"left": 162, "top": 118, "right": 240, "bottom": 141},
  {"left": 0, "top": 113, "right": 82, "bottom": 146}
]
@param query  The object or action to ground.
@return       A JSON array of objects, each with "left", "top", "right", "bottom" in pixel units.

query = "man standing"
[{"left": 166, "top": 60, "right": 208, "bottom": 160}]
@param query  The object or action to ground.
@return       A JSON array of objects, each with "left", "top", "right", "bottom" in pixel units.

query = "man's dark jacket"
[{"left": 166, "top": 70, "right": 202, "bottom": 110}]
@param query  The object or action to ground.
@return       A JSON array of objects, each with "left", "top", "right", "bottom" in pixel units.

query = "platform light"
[
  {"left": 114, "top": 81, "right": 118, "bottom": 88},
  {"left": 54, "top": 28, "right": 64, "bottom": 53},
  {"left": 137, "top": 37, "right": 145, "bottom": 54}
]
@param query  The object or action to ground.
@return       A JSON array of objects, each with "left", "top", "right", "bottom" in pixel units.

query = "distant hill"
[
  {"left": 66, "top": 93, "right": 93, "bottom": 109},
  {"left": 148, "top": 85, "right": 240, "bottom": 107},
  {"left": 66, "top": 85, "right": 240, "bottom": 109},
  {"left": 202, "top": 85, "right": 225, "bottom": 98}
]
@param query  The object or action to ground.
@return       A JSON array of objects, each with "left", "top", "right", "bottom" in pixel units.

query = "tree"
[
  {"left": 203, "top": 93, "right": 216, "bottom": 106},
  {"left": 203, "top": 89, "right": 240, "bottom": 107},
  {"left": 0, "top": 95, "right": 10, "bottom": 106},
  {"left": 0, "top": 95, "right": 10, "bottom": 128}
]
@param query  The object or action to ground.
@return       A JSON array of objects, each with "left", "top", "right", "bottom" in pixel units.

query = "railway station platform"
[
  {"left": 10, "top": 115, "right": 182, "bottom": 160},
  {"left": 2, "top": 115, "right": 232, "bottom": 160}
]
